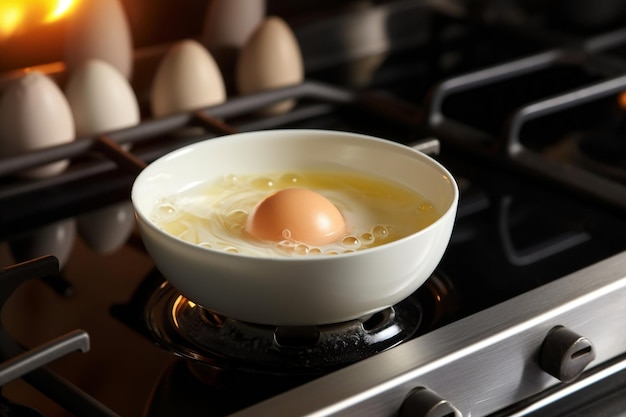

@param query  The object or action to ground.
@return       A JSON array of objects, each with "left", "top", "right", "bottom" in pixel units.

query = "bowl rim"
[{"left": 131, "top": 129, "right": 459, "bottom": 262}]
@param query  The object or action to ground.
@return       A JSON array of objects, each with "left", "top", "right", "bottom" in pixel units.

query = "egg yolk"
[{"left": 245, "top": 188, "right": 346, "bottom": 246}]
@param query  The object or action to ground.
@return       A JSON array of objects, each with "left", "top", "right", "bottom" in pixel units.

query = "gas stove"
[{"left": 1, "top": 1, "right": 626, "bottom": 416}]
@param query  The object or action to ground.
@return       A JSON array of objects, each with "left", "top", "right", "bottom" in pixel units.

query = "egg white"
[{"left": 151, "top": 171, "right": 438, "bottom": 257}]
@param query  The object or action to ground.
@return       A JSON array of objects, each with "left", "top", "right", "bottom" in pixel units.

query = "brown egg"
[
  {"left": 150, "top": 39, "right": 226, "bottom": 118},
  {"left": 245, "top": 188, "right": 345, "bottom": 246},
  {"left": 235, "top": 16, "right": 303, "bottom": 115}
]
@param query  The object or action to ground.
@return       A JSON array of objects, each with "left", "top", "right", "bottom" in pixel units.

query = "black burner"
[{"left": 143, "top": 281, "right": 423, "bottom": 376}]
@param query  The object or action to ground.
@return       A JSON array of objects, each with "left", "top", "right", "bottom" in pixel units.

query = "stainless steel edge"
[
  {"left": 230, "top": 250, "right": 626, "bottom": 416},
  {"left": 410, "top": 138, "right": 440, "bottom": 156},
  {"left": 0, "top": 329, "right": 90, "bottom": 386},
  {"left": 493, "top": 352, "right": 626, "bottom": 416}
]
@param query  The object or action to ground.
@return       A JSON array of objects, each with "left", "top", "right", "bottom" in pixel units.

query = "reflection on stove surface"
[{"left": 146, "top": 359, "right": 312, "bottom": 417}]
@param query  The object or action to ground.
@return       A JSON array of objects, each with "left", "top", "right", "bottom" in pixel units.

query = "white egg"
[
  {"left": 0, "top": 71, "right": 75, "bottom": 179},
  {"left": 9, "top": 218, "right": 76, "bottom": 270},
  {"left": 65, "top": 59, "right": 140, "bottom": 138},
  {"left": 150, "top": 39, "right": 226, "bottom": 118},
  {"left": 235, "top": 16, "right": 304, "bottom": 115},
  {"left": 201, "top": 0, "right": 266, "bottom": 79},
  {"left": 64, "top": 0, "right": 133, "bottom": 79},
  {"left": 77, "top": 201, "right": 135, "bottom": 254}
]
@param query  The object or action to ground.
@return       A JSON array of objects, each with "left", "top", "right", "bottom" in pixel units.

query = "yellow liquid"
[{"left": 152, "top": 171, "right": 440, "bottom": 257}]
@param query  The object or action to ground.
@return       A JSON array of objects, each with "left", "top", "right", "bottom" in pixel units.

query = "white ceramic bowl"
[{"left": 132, "top": 130, "right": 458, "bottom": 325}]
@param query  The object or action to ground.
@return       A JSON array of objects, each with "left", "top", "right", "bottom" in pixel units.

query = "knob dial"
[
  {"left": 399, "top": 387, "right": 461, "bottom": 417},
  {"left": 539, "top": 325, "right": 596, "bottom": 382}
]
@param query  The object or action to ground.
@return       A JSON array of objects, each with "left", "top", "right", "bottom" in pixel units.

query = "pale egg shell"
[
  {"left": 77, "top": 201, "right": 135, "bottom": 254},
  {"left": 64, "top": 0, "right": 133, "bottom": 79},
  {"left": 201, "top": 0, "right": 266, "bottom": 81},
  {"left": 245, "top": 188, "right": 346, "bottom": 246},
  {"left": 235, "top": 16, "right": 304, "bottom": 115},
  {"left": 9, "top": 219, "right": 76, "bottom": 270},
  {"left": 150, "top": 39, "right": 226, "bottom": 118},
  {"left": 0, "top": 71, "right": 75, "bottom": 179},
  {"left": 202, "top": 0, "right": 266, "bottom": 49},
  {"left": 65, "top": 60, "right": 140, "bottom": 139}
]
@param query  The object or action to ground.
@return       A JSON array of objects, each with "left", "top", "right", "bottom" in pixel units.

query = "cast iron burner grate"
[
  {"left": 142, "top": 281, "right": 422, "bottom": 376},
  {"left": 0, "top": 256, "right": 119, "bottom": 417}
]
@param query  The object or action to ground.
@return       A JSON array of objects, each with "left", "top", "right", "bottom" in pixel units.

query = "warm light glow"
[
  {"left": 44, "top": 0, "right": 78, "bottom": 23},
  {"left": 0, "top": 4, "right": 24, "bottom": 38},
  {"left": 618, "top": 91, "right": 626, "bottom": 111},
  {"left": 0, "top": 0, "right": 78, "bottom": 39}
]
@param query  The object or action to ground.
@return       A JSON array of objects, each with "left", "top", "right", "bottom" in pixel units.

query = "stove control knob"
[
  {"left": 540, "top": 325, "right": 596, "bottom": 383},
  {"left": 399, "top": 387, "right": 461, "bottom": 417}
]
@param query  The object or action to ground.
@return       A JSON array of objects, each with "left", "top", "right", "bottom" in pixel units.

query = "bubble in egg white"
[
  {"left": 341, "top": 236, "right": 361, "bottom": 249},
  {"left": 280, "top": 174, "right": 301, "bottom": 185},
  {"left": 156, "top": 202, "right": 178, "bottom": 221},
  {"left": 360, "top": 232, "right": 375, "bottom": 245},
  {"left": 251, "top": 177, "right": 274, "bottom": 189},
  {"left": 371, "top": 225, "right": 390, "bottom": 240}
]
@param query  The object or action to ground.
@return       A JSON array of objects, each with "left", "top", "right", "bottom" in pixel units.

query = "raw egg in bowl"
[{"left": 131, "top": 130, "right": 458, "bottom": 325}]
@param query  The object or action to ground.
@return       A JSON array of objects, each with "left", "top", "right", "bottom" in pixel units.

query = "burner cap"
[{"left": 144, "top": 282, "right": 422, "bottom": 375}]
